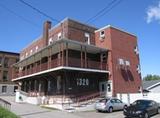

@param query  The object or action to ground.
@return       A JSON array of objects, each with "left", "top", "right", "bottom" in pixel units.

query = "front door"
[{"left": 99, "top": 82, "right": 107, "bottom": 97}]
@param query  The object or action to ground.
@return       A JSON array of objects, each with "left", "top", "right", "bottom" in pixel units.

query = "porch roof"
[{"left": 12, "top": 66, "right": 110, "bottom": 81}]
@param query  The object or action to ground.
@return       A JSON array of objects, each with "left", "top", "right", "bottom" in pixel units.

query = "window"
[
  {"left": 134, "top": 46, "right": 139, "bottom": 55},
  {"left": 84, "top": 33, "right": 90, "bottom": 44},
  {"left": 14, "top": 86, "right": 18, "bottom": 92},
  {"left": 137, "top": 64, "right": 141, "bottom": 74},
  {"left": 102, "top": 53, "right": 107, "bottom": 61},
  {"left": 2, "top": 86, "right": 7, "bottom": 93},
  {"left": 30, "top": 50, "right": 33, "bottom": 55},
  {"left": 115, "top": 99, "right": 122, "bottom": 103},
  {"left": 4, "top": 57, "right": 9, "bottom": 68},
  {"left": 26, "top": 52, "right": 28, "bottom": 57},
  {"left": 48, "top": 38, "right": 53, "bottom": 45},
  {"left": 100, "top": 30, "right": 105, "bottom": 39},
  {"left": 58, "top": 32, "right": 62, "bottom": 39},
  {"left": 107, "top": 83, "right": 111, "bottom": 92},
  {"left": 36, "top": 46, "right": 39, "bottom": 52},
  {"left": 3, "top": 71, "right": 8, "bottom": 81}
]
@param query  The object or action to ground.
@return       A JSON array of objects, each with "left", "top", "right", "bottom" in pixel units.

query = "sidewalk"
[{"left": 0, "top": 96, "right": 81, "bottom": 118}]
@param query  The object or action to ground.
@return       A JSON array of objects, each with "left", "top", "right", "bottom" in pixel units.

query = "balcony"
[{"left": 12, "top": 38, "right": 108, "bottom": 80}]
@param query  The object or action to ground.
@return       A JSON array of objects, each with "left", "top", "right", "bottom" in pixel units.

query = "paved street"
[
  {"left": 75, "top": 111, "right": 160, "bottom": 118},
  {"left": 0, "top": 96, "right": 160, "bottom": 118}
]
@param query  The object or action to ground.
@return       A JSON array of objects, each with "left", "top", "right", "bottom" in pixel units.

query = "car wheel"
[
  {"left": 157, "top": 107, "right": 160, "bottom": 114},
  {"left": 144, "top": 112, "right": 149, "bottom": 118},
  {"left": 108, "top": 107, "right": 113, "bottom": 113},
  {"left": 96, "top": 110, "right": 101, "bottom": 112},
  {"left": 123, "top": 105, "right": 127, "bottom": 109}
]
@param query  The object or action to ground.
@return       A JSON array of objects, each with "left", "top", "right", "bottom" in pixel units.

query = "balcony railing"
[{"left": 14, "top": 57, "right": 107, "bottom": 79}]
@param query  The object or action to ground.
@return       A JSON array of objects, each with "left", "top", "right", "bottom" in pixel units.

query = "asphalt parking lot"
[{"left": 74, "top": 111, "right": 160, "bottom": 118}]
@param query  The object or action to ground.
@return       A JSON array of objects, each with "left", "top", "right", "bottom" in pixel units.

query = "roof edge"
[{"left": 95, "top": 25, "right": 137, "bottom": 37}]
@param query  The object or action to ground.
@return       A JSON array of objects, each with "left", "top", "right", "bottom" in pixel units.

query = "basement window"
[{"left": 2, "top": 86, "right": 7, "bottom": 93}]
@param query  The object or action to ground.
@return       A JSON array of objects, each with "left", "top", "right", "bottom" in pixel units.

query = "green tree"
[{"left": 143, "top": 74, "right": 160, "bottom": 81}]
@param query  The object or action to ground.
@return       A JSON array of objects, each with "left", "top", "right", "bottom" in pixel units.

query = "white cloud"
[{"left": 146, "top": 1, "right": 160, "bottom": 23}]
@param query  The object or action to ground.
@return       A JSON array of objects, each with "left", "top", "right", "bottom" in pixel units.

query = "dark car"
[{"left": 123, "top": 99, "right": 160, "bottom": 118}]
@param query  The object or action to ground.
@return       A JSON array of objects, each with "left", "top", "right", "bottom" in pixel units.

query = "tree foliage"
[{"left": 143, "top": 74, "right": 160, "bottom": 81}]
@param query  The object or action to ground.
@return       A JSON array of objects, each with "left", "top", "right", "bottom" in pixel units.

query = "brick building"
[
  {"left": 12, "top": 18, "right": 141, "bottom": 103},
  {"left": 0, "top": 51, "right": 19, "bottom": 95}
]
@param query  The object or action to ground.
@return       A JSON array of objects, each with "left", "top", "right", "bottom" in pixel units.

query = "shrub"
[{"left": 0, "top": 106, "right": 19, "bottom": 118}]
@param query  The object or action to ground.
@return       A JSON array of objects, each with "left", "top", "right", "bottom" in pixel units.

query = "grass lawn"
[{"left": 0, "top": 106, "right": 19, "bottom": 118}]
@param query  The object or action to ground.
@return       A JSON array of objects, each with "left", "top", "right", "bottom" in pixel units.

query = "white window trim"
[
  {"left": 84, "top": 32, "right": 90, "bottom": 45},
  {"left": 58, "top": 32, "right": 62, "bottom": 40},
  {"left": 36, "top": 46, "right": 39, "bottom": 52},
  {"left": 30, "top": 50, "right": 33, "bottom": 55},
  {"left": 48, "top": 37, "right": 53, "bottom": 45},
  {"left": 134, "top": 46, "right": 139, "bottom": 55},
  {"left": 100, "top": 30, "right": 105, "bottom": 39}
]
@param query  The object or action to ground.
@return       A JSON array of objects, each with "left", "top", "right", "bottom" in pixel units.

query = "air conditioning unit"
[
  {"left": 136, "top": 65, "right": 141, "bottom": 74},
  {"left": 134, "top": 46, "right": 139, "bottom": 55},
  {"left": 125, "top": 60, "right": 130, "bottom": 67},
  {"left": 118, "top": 58, "right": 125, "bottom": 65}
]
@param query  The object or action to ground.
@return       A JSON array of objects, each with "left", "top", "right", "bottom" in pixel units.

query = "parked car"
[
  {"left": 123, "top": 99, "right": 160, "bottom": 118},
  {"left": 95, "top": 98, "right": 127, "bottom": 113}
]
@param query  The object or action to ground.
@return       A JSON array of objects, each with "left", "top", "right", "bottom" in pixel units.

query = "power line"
[
  {"left": 92, "top": 0, "right": 123, "bottom": 23},
  {"left": 18, "top": 0, "right": 60, "bottom": 23},
  {"left": 86, "top": 0, "right": 123, "bottom": 23},
  {"left": 86, "top": 0, "right": 118, "bottom": 23},
  {"left": 0, "top": 3, "right": 40, "bottom": 28}
]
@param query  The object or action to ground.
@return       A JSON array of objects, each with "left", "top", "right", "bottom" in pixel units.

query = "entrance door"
[{"left": 99, "top": 82, "right": 107, "bottom": 97}]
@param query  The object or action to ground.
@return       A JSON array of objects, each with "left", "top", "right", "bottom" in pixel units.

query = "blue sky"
[{"left": 0, "top": 0, "right": 160, "bottom": 77}]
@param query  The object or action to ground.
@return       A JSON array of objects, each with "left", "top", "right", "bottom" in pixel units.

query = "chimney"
[{"left": 43, "top": 21, "right": 52, "bottom": 46}]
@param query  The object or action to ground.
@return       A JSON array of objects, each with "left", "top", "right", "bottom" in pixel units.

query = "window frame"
[{"left": 2, "top": 86, "right": 7, "bottom": 93}]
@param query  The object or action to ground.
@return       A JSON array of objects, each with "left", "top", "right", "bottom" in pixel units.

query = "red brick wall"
[
  {"left": 95, "top": 26, "right": 141, "bottom": 96},
  {"left": 20, "top": 38, "right": 44, "bottom": 60},
  {"left": 20, "top": 19, "right": 97, "bottom": 60},
  {"left": 67, "top": 19, "right": 96, "bottom": 45},
  {"left": 110, "top": 28, "right": 141, "bottom": 95},
  {"left": 0, "top": 53, "right": 19, "bottom": 82}
]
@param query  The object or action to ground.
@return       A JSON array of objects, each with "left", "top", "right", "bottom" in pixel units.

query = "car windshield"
[{"left": 132, "top": 100, "right": 150, "bottom": 107}]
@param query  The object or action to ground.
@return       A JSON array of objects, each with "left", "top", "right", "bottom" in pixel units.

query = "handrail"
[
  {"left": 67, "top": 91, "right": 101, "bottom": 105},
  {"left": 0, "top": 98, "right": 11, "bottom": 110}
]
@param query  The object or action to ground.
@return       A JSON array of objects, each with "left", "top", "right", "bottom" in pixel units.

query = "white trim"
[
  {"left": 147, "top": 82, "right": 160, "bottom": 90},
  {"left": 95, "top": 25, "right": 136, "bottom": 37},
  {"left": 12, "top": 66, "right": 109, "bottom": 81}
]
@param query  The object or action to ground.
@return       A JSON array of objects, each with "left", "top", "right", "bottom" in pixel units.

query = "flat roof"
[{"left": 0, "top": 50, "right": 19, "bottom": 55}]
